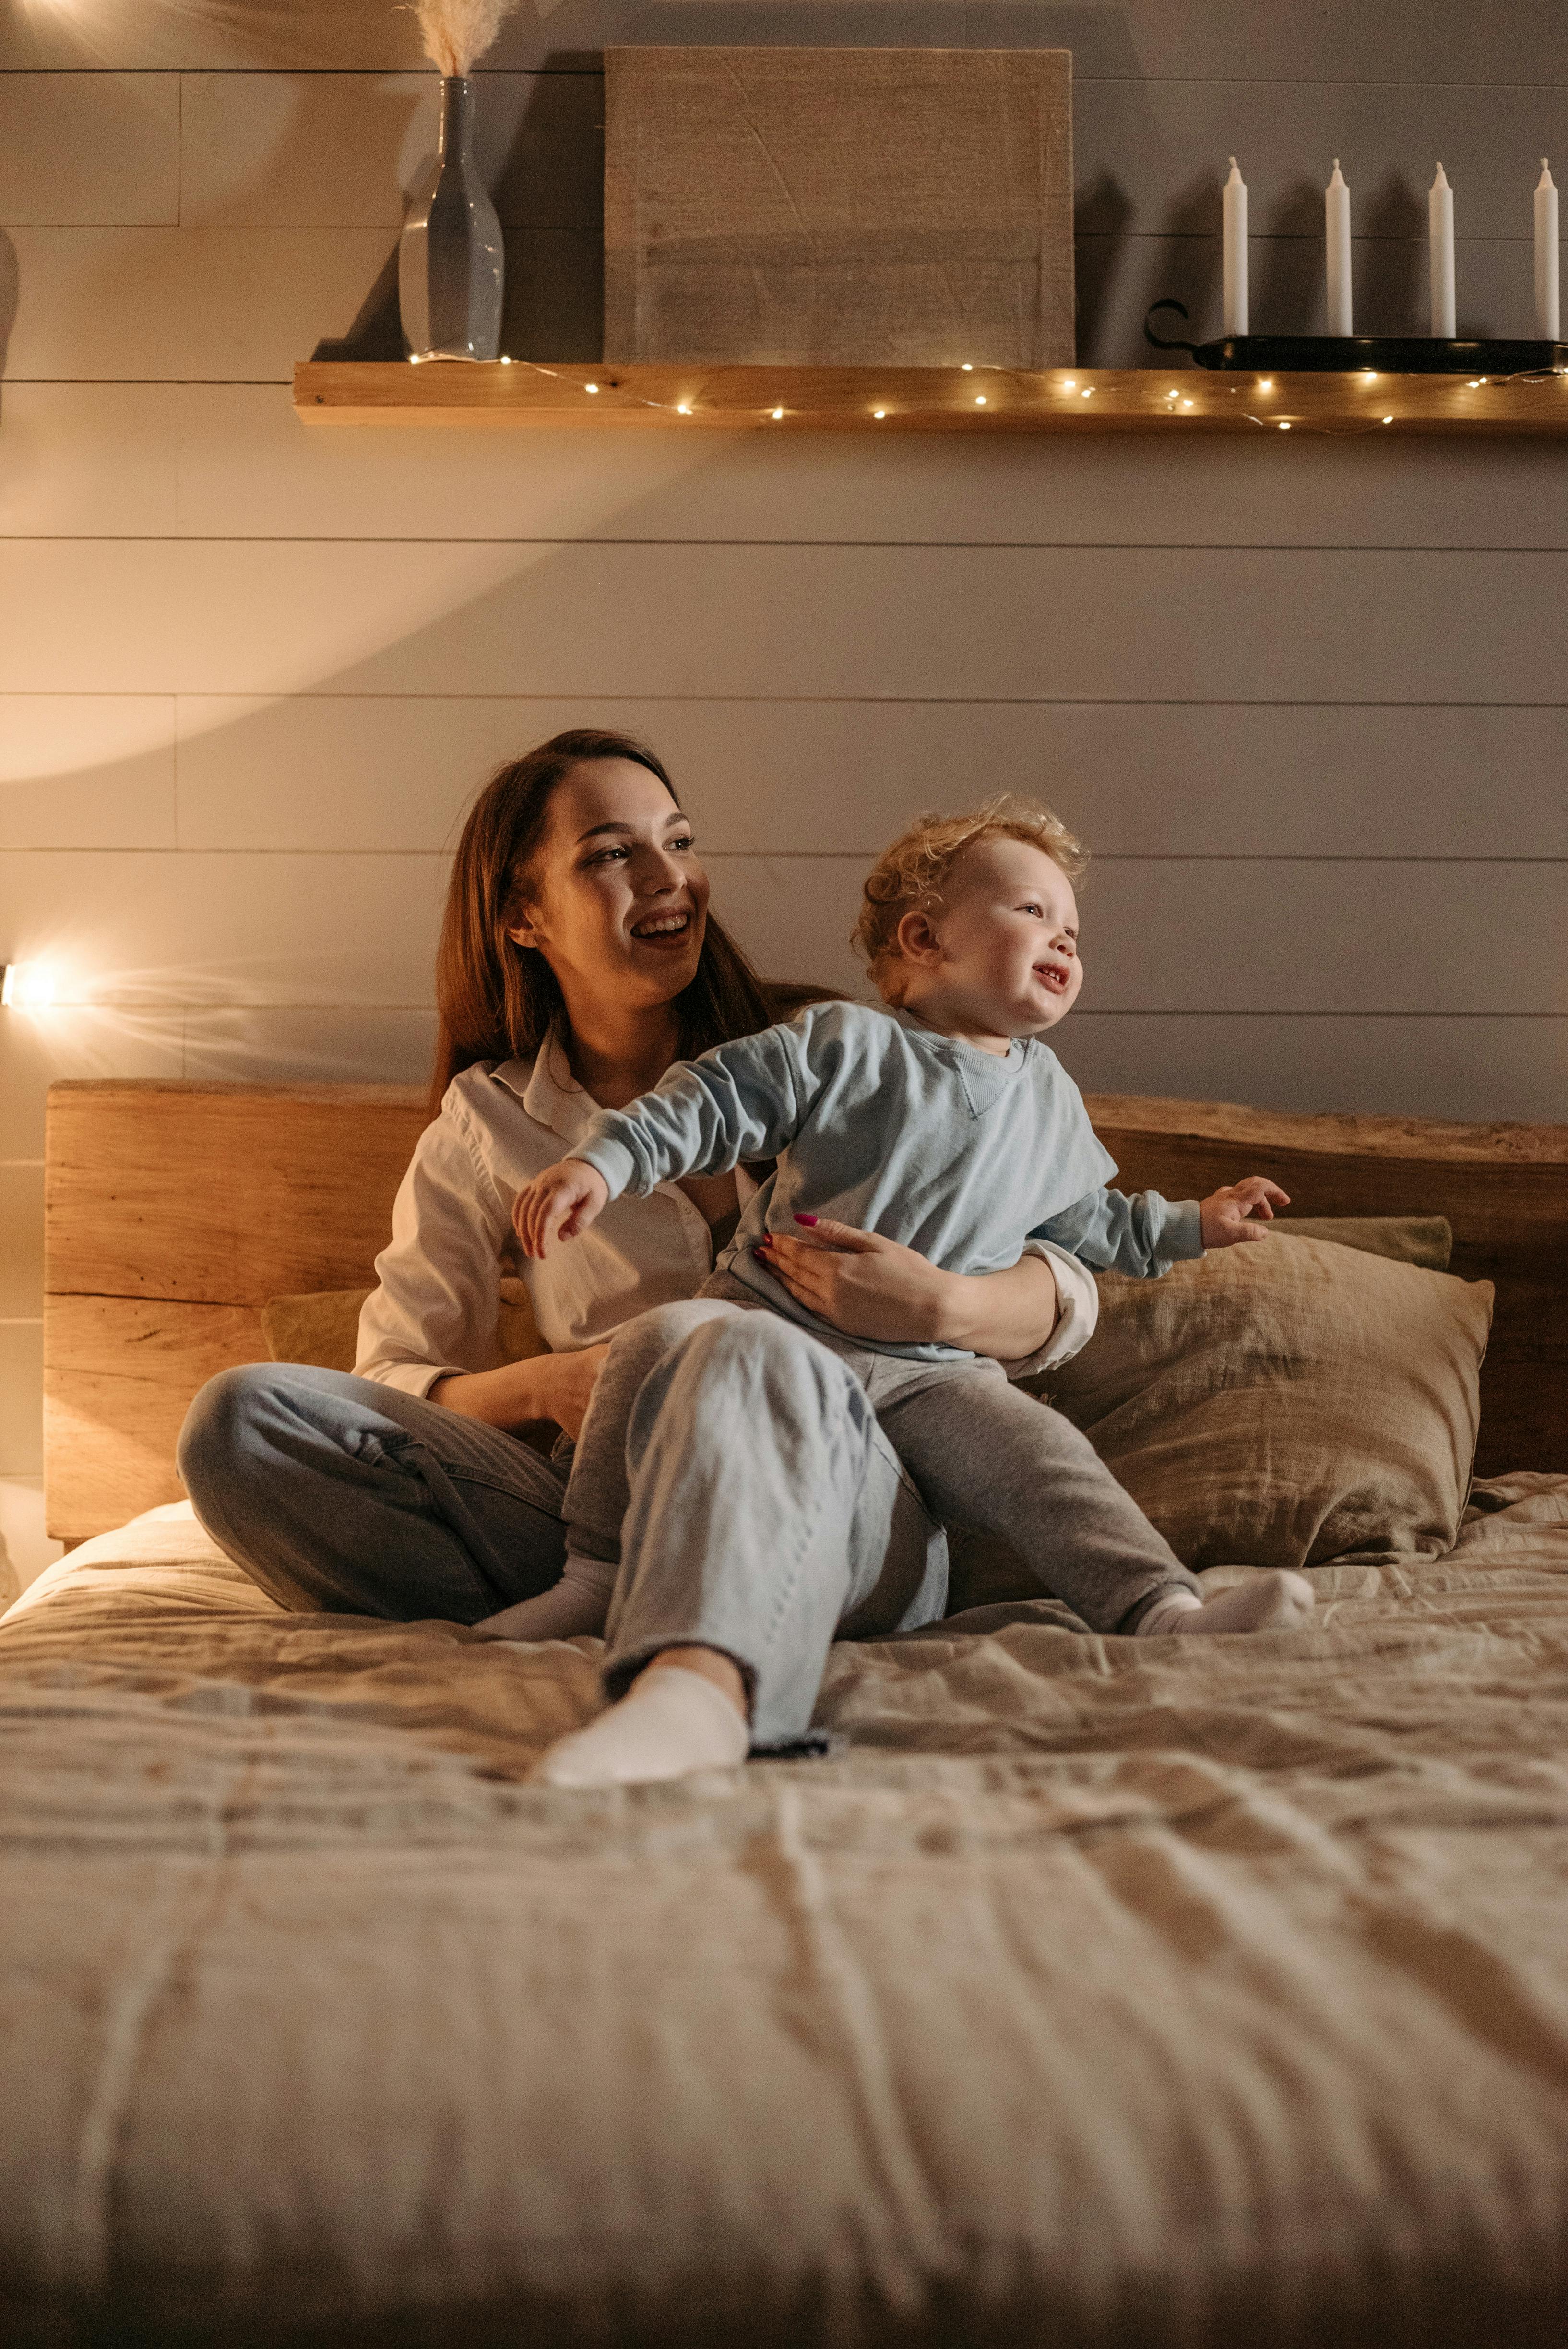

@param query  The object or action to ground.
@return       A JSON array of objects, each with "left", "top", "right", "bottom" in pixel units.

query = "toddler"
[{"left": 493, "top": 796, "right": 1314, "bottom": 1662}]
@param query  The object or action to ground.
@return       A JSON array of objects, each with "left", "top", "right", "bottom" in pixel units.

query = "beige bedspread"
[{"left": 4, "top": 1483, "right": 1568, "bottom": 2347}]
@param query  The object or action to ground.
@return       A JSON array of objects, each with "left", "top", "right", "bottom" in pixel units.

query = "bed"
[{"left": 4, "top": 1080, "right": 1568, "bottom": 2347}]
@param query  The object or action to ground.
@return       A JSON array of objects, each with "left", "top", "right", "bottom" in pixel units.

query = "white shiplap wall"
[{"left": 3, "top": 3, "right": 1567, "bottom": 1589}]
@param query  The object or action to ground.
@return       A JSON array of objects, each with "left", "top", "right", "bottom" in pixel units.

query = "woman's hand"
[
  {"left": 514, "top": 1159, "right": 610, "bottom": 1259},
  {"left": 755, "top": 1216, "right": 1059, "bottom": 1360},
  {"left": 1200, "top": 1176, "right": 1291, "bottom": 1248},
  {"left": 755, "top": 1218, "right": 948, "bottom": 1344},
  {"left": 431, "top": 1344, "right": 610, "bottom": 1439}
]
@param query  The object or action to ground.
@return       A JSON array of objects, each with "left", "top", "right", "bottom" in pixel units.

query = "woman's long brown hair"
[{"left": 428, "top": 728, "right": 820, "bottom": 1116}]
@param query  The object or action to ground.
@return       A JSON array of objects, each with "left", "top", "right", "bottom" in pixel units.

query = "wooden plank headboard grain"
[
  {"left": 45, "top": 1082, "right": 429, "bottom": 1539},
  {"left": 44, "top": 1080, "right": 1568, "bottom": 1540}
]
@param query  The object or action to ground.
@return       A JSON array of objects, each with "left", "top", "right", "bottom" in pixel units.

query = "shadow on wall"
[
  {"left": 1360, "top": 174, "right": 1426, "bottom": 334},
  {"left": 1074, "top": 175, "right": 1131, "bottom": 365},
  {"left": 0, "top": 229, "right": 18, "bottom": 382}
]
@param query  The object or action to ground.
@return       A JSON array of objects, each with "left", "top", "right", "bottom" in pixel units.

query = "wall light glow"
[{"left": 2, "top": 962, "right": 58, "bottom": 1009}]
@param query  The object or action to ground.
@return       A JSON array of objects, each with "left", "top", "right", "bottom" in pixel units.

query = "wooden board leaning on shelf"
[{"left": 294, "top": 360, "right": 1568, "bottom": 435}]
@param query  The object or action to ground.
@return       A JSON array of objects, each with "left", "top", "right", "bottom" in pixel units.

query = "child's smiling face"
[{"left": 895, "top": 835, "right": 1083, "bottom": 1041}]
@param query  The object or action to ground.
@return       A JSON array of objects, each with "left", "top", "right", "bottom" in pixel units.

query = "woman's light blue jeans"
[{"left": 177, "top": 1301, "right": 946, "bottom": 1744}]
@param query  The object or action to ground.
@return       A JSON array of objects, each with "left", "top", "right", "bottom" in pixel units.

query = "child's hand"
[
  {"left": 1200, "top": 1176, "right": 1290, "bottom": 1249},
  {"left": 514, "top": 1159, "right": 610, "bottom": 1258}
]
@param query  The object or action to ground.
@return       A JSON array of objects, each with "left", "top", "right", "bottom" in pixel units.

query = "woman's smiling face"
[{"left": 505, "top": 757, "right": 710, "bottom": 1014}]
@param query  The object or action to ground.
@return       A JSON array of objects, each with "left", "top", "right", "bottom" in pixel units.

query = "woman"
[{"left": 178, "top": 729, "right": 1100, "bottom": 1787}]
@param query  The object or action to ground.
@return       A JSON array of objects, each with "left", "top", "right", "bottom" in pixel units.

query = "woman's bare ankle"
[{"left": 640, "top": 1645, "right": 748, "bottom": 1718}]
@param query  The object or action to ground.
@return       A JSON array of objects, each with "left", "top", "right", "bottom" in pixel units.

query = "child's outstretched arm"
[
  {"left": 1033, "top": 1172, "right": 1289, "bottom": 1277},
  {"left": 513, "top": 1008, "right": 836, "bottom": 1259}
]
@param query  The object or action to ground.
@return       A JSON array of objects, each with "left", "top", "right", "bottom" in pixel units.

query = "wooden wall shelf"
[{"left": 294, "top": 359, "right": 1568, "bottom": 436}]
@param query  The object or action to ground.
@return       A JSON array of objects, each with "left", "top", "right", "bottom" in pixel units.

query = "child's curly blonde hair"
[{"left": 852, "top": 795, "right": 1087, "bottom": 1000}]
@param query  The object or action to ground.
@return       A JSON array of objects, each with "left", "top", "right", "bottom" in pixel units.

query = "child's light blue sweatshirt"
[{"left": 572, "top": 1000, "right": 1204, "bottom": 1359}]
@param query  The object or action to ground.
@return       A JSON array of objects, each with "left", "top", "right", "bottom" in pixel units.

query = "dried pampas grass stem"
[{"left": 414, "top": 0, "right": 519, "bottom": 77}]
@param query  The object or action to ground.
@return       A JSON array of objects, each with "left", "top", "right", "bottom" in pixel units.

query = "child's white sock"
[
  {"left": 530, "top": 1665, "right": 750, "bottom": 1788},
  {"left": 1134, "top": 1571, "right": 1314, "bottom": 1638}
]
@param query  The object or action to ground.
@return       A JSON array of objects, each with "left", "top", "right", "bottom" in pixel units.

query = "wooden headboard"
[{"left": 44, "top": 1080, "right": 1568, "bottom": 1540}]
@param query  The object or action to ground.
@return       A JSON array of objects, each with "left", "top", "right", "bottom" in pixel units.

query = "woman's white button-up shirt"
[{"left": 356, "top": 1033, "right": 1100, "bottom": 1398}]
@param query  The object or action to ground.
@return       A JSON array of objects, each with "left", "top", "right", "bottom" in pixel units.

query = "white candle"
[
  {"left": 1536, "top": 159, "right": 1560, "bottom": 341},
  {"left": 1325, "top": 159, "right": 1352, "bottom": 336},
  {"left": 1223, "top": 156, "right": 1249, "bottom": 336},
  {"left": 1429, "top": 162, "right": 1456, "bottom": 338}
]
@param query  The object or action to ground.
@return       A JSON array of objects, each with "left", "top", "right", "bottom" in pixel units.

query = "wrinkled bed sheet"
[{"left": 3, "top": 1481, "right": 1568, "bottom": 2349}]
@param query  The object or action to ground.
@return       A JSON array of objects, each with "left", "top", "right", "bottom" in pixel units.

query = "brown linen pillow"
[
  {"left": 1273, "top": 1214, "right": 1452, "bottom": 1269},
  {"left": 946, "top": 1225, "right": 1491, "bottom": 1614},
  {"left": 259, "top": 1279, "right": 547, "bottom": 1375}
]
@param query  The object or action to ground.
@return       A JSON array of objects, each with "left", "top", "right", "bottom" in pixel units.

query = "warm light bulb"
[
  {"left": 1259, "top": 377, "right": 1273, "bottom": 389},
  {"left": 873, "top": 408, "right": 887, "bottom": 419},
  {"left": 975, "top": 395, "right": 987, "bottom": 405},
  {"left": 961, "top": 362, "right": 974, "bottom": 371},
  {"left": 1, "top": 962, "right": 57, "bottom": 1009},
  {"left": 500, "top": 356, "right": 512, "bottom": 365},
  {"left": 1278, "top": 420, "right": 1292, "bottom": 431},
  {"left": 771, "top": 406, "right": 784, "bottom": 419}
]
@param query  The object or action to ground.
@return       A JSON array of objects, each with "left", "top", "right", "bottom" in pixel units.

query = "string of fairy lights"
[{"left": 399, "top": 350, "right": 1568, "bottom": 436}]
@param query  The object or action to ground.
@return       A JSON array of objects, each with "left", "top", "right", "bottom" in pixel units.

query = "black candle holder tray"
[{"left": 1145, "top": 304, "right": 1568, "bottom": 375}]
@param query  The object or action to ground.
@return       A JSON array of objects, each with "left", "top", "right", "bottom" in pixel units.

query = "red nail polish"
[{"left": 794, "top": 1213, "right": 819, "bottom": 1226}]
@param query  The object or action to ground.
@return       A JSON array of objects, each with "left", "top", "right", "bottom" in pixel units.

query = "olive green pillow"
[
  {"left": 947, "top": 1219, "right": 1488, "bottom": 1616},
  {"left": 259, "top": 1279, "right": 546, "bottom": 1375}
]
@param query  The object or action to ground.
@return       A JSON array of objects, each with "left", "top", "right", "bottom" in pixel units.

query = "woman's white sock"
[
  {"left": 473, "top": 1574, "right": 610, "bottom": 1644},
  {"left": 1135, "top": 1572, "right": 1315, "bottom": 1637},
  {"left": 530, "top": 1665, "right": 750, "bottom": 1788}
]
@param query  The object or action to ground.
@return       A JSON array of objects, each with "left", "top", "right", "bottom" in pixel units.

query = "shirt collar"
[{"left": 498, "top": 1030, "right": 600, "bottom": 1146}]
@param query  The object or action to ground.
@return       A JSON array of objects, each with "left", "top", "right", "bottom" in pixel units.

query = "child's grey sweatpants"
[{"left": 566, "top": 1272, "right": 1200, "bottom": 1737}]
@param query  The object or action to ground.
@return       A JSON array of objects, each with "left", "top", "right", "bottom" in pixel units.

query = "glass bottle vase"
[{"left": 399, "top": 76, "right": 504, "bottom": 363}]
